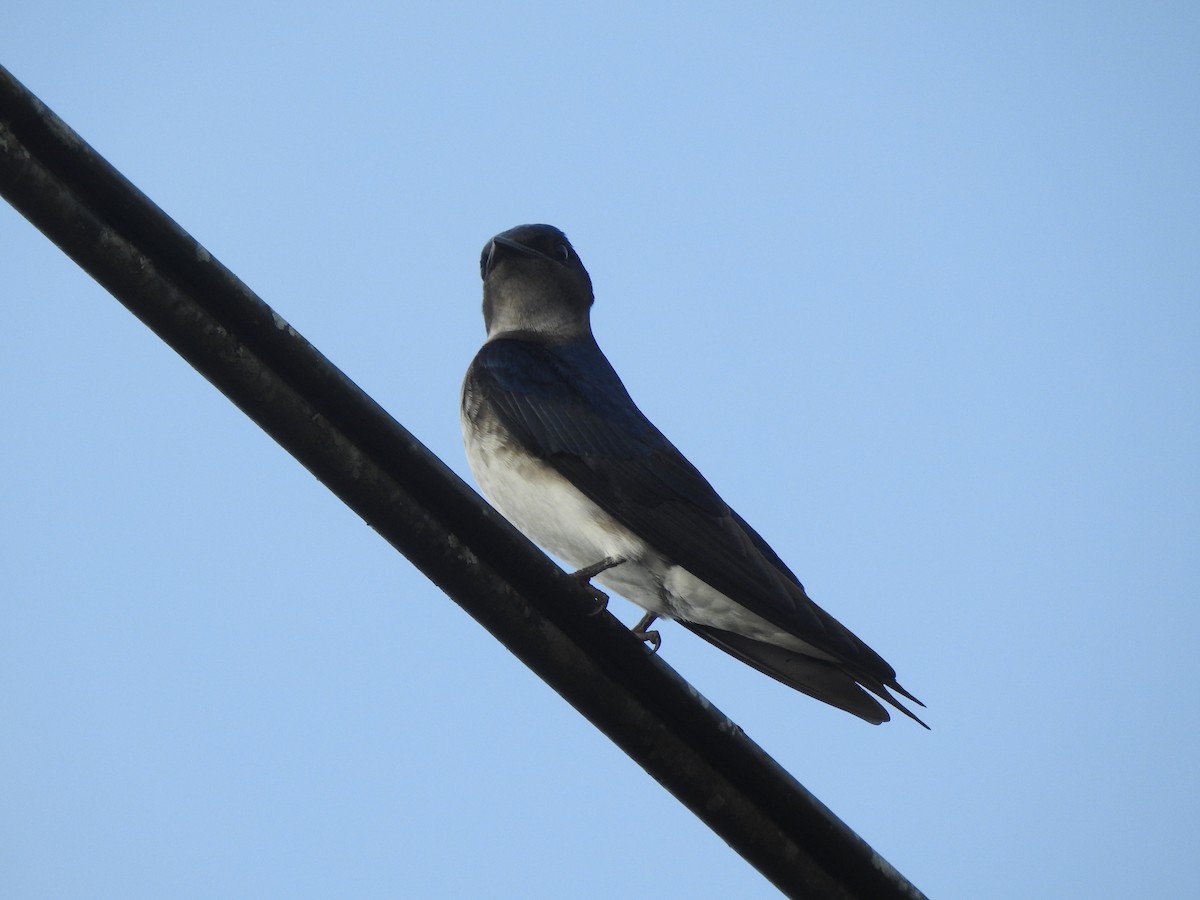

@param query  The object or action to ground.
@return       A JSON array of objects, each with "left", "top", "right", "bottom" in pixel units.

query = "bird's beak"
[{"left": 484, "top": 235, "right": 555, "bottom": 278}]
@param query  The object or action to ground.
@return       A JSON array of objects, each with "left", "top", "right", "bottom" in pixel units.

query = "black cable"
[{"left": 0, "top": 64, "right": 926, "bottom": 900}]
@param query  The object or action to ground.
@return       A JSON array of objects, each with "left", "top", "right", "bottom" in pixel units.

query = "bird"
[{"left": 460, "top": 224, "right": 926, "bottom": 726}]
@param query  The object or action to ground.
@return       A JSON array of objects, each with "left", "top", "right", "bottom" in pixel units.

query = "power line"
[{"left": 0, "top": 65, "right": 926, "bottom": 899}]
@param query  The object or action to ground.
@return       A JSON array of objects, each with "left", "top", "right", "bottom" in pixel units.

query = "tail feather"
[{"left": 683, "top": 623, "right": 929, "bottom": 729}]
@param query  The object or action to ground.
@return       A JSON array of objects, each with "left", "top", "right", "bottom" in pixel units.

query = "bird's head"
[{"left": 479, "top": 224, "right": 595, "bottom": 341}]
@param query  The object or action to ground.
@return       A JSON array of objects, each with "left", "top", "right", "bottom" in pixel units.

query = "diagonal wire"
[{"left": 0, "top": 64, "right": 926, "bottom": 900}]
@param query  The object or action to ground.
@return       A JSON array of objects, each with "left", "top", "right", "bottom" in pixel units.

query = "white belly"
[
  {"left": 461, "top": 411, "right": 832, "bottom": 657},
  {"left": 462, "top": 418, "right": 647, "bottom": 573}
]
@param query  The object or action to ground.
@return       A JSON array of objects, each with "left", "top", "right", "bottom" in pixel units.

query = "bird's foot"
[
  {"left": 579, "top": 583, "right": 610, "bottom": 615},
  {"left": 570, "top": 556, "right": 625, "bottom": 615},
  {"left": 633, "top": 612, "right": 661, "bottom": 653}
]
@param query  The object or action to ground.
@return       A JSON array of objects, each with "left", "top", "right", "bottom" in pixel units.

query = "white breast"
[
  {"left": 460, "top": 407, "right": 833, "bottom": 657},
  {"left": 461, "top": 411, "right": 647, "bottom": 571}
]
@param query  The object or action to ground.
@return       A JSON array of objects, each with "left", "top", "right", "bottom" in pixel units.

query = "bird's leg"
[
  {"left": 633, "top": 612, "right": 661, "bottom": 653},
  {"left": 570, "top": 556, "right": 626, "bottom": 615},
  {"left": 573, "top": 555, "right": 626, "bottom": 581}
]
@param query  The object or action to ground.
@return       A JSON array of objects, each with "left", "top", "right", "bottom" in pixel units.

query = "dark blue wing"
[{"left": 466, "top": 336, "right": 902, "bottom": 683}]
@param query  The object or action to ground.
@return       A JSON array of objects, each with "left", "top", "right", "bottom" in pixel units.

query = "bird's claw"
[
  {"left": 570, "top": 556, "right": 625, "bottom": 615},
  {"left": 582, "top": 583, "right": 610, "bottom": 615},
  {"left": 636, "top": 629, "right": 662, "bottom": 653},
  {"left": 633, "top": 612, "right": 661, "bottom": 653}
]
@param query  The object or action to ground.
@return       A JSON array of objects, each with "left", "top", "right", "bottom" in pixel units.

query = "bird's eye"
[{"left": 556, "top": 243, "right": 571, "bottom": 262}]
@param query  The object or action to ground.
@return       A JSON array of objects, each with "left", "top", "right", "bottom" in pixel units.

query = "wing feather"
[{"left": 469, "top": 336, "right": 922, "bottom": 715}]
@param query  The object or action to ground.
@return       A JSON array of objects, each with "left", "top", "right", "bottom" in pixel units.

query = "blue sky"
[{"left": 3, "top": 4, "right": 1198, "bottom": 897}]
